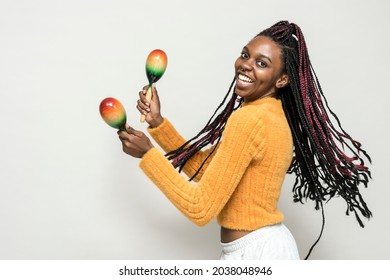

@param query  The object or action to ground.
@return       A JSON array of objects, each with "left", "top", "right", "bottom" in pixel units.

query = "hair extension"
[
  {"left": 259, "top": 21, "right": 372, "bottom": 258},
  {"left": 165, "top": 79, "right": 242, "bottom": 181}
]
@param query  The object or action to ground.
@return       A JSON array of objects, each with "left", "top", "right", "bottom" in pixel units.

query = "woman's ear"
[{"left": 276, "top": 74, "right": 289, "bottom": 88}]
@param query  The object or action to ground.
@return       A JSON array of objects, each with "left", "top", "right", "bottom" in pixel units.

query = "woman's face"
[{"left": 234, "top": 35, "right": 288, "bottom": 102}]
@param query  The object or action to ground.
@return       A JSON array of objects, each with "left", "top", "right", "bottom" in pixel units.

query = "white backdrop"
[{"left": 0, "top": 0, "right": 389, "bottom": 259}]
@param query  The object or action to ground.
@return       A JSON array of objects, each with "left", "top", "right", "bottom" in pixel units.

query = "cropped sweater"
[{"left": 139, "top": 97, "right": 293, "bottom": 231}]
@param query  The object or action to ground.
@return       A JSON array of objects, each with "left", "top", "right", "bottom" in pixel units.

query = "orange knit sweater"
[{"left": 139, "top": 97, "right": 293, "bottom": 231}]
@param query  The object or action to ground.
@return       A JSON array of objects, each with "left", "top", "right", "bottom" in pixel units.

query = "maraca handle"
[{"left": 140, "top": 86, "right": 152, "bottom": 123}]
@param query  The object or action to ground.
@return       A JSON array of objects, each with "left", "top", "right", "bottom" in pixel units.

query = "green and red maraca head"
[
  {"left": 99, "top": 97, "right": 127, "bottom": 130},
  {"left": 145, "top": 49, "right": 168, "bottom": 84}
]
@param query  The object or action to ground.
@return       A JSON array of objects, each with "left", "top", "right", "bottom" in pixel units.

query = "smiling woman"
[
  {"left": 235, "top": 36, "right": 289, "bottom": 102},
  {"left": 117, "top": 20, "right": 372, "bottom": 260}
]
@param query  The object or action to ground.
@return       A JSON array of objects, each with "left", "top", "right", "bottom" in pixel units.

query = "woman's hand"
[
  {"left": 137, "top": 83, "right": 164, "bottom": 128},
  {"left": 117, "top": 125, "right": 154, "bottom": 158}
]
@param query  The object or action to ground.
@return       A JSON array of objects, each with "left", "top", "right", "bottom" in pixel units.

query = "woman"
[{"left": 117, "top": 21, "right": 372, "bottom": 260}]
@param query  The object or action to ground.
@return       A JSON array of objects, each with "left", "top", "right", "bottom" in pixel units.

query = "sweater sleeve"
[
  {"left": 147, "top": 118, "right": 220, "bottom": 182},
  {"left": 139, "top": 109, "right": 266, "bottom": 226}
]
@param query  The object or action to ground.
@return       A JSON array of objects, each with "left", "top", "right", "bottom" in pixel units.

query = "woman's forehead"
[{"left": 245, "top": 36, "right": 282, "bottom": 60}]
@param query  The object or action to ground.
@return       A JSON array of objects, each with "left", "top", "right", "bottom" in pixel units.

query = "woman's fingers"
[
  {"left": 126, "top": 125, "right": 143, "bottom": 136},
  {"left": 117, "top": 125, "right": 153, "bottom": 158},
  {"left": 137, "top": 89, "right": 151, "bottom": 115},
  {"left": 137, "top": 99, "right": 150, "bottom": 114}
]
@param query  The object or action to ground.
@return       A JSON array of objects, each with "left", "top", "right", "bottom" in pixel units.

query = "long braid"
[
  {"left": 260, "top": 21, "right": 372, "bottom": 258},
  {"left": 165, "top": 79, "right": 242, "bottom": 179}
]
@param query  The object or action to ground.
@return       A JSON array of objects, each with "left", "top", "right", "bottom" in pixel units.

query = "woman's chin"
[{"left": 234, "top": 88, "right": 247, "bottom": 98}]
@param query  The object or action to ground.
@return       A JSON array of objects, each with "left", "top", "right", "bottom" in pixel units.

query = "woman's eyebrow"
[{"left": 243, "top": 46, "right": 273, "bottom": 63}]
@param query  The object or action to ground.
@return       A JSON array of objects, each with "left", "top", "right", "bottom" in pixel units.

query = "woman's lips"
[{"left": 236, "top": 73, "right": 254, "bottom": 88}]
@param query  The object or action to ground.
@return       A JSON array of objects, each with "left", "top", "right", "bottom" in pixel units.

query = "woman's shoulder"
[{"left": 226, "top": 105, "right": 267, "bottom": 136}]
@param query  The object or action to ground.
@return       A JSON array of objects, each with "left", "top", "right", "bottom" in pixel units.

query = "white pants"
[{"left": 220, "top": 223, "right": 300, "bottom": 260}]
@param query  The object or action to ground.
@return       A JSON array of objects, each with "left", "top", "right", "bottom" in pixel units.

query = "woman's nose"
[{"left": 240, "top": 60, "right": 252, "bottom": 71}]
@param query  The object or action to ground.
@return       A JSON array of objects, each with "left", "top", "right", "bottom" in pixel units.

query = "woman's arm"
[{"left": 137, "top": 109, "right": 265, "bottom": 226}]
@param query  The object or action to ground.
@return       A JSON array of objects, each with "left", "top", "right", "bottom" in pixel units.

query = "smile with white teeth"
[{"left": 238, "top": 73, "right": 254, "bottom": 84}]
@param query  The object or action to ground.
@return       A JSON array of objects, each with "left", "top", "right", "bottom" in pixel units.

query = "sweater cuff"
[
  {"left": 140, "top": 147, "right": 164, "bottom": 168},
  {"left": 147, "top": 118, "right": 186, "bottom": 153},
  {"left": 147, "top": 117, "right": 169, "bottom": 135},
  {"left": 139, "top": 147, "right": 172, "bottom": 180}
]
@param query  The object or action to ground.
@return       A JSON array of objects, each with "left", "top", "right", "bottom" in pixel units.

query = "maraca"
[
  {"left": 140, "top": 49, "right": 168, "bottom": 122},
  {"left": 99, "top": 97, "right": 127, "bottom": 131}
]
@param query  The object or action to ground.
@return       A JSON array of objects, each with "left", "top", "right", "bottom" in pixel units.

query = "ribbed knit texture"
[{"left": 139, "top": 97, "right": 293, "bottom": 230}]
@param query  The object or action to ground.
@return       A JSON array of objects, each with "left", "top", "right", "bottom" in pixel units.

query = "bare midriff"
[{"left": 220, "top": 227, "right": 253, "bottom": 243}]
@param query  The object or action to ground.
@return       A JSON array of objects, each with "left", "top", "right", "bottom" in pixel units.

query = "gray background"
[{"left": 0, "top": 0, "right": 389, "bottom": 259}]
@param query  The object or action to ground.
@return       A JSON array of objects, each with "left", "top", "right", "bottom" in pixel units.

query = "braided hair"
[
  {"left": 166, "top": 20, "right": 372, "bottom": 258},
  {"left": 165, "top": 80, "right": 242, "bottom": 180}
]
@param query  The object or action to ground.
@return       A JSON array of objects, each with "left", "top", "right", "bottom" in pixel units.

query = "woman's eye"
[
  {"left": 257, "top": 61, "right": 267, "bottom": 68},
  {"left": 240, "top": 52, "right": 249, "bottom": 59}
]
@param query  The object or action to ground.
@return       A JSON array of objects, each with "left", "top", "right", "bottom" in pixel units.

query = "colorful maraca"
[
  {"left": 99, "top": 97, "right": 127, "bottom": 131},
  {"left": 140, "top": 49, "right": 168, "bottom": 122}
]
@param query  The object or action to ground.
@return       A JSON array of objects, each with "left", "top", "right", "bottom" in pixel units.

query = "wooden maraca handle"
[{"left": 140, "top": 86, "right": 152, "bottom": 123}]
